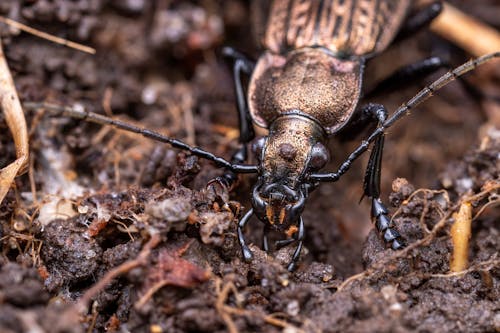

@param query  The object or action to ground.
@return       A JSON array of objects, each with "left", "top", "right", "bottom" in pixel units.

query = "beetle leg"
[
  {"left": 287, "top": 217, "right": 305, "bottom": 272},
  {"left": 263, "top": 224, "right": 271, "bottom": 252},
  {"left": 238, "top": 209, "right": 254, "bottom": 262},
  {"left": 365, "top": 57, "right": 448, "bottom": 99},
  {"left": 366, "top": 134, "right": 406, "bottom": 249},
  {"left": 337, "top": 102, "right": 391, "bottom": 141},
  {"left": 207, "top": 48, "right": 257, "bottom": 193},
  {"left": 372, "top": 198, "right": 405, "bottom": 250},
  {"left": 395, "top": 1, "right": 443, "bottom": 42},
  {"left": 360, "top": 105, "right": 406, "bottom": 250},
  {"left": 222, "top": 46, "right": 255, "bottom": 144},
  {"left": 275, "top": 238, "right": 295, "bottom": 250}
]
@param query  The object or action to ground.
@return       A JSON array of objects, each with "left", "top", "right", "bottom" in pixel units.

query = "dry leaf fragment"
[
  {"left": 0, "top": 37, "right": 29, "bottom": 204},
  {"left": 149, "top": 244, "right": 210, "bottom": 288},
  {"left": 136, "top": 242, "right": 210, "bottom": 308}
]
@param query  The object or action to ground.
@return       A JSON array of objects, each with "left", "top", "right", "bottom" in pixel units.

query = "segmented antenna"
[
  {"left": 23, "top": 102, "right": 259, "bottom": 174},
  {"left": 311, "top": 52, "right": 500, "bottom": 182}
]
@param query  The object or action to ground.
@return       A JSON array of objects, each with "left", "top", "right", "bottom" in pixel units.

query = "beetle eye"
[
  {"left": 252, "top": 137, "right": 266, "bottom": 160},
  {"left": 308, "top": 142, "right": 329, "bottom": 170}
]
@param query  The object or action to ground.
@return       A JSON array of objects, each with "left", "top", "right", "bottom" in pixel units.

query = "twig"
[
  {"left": 214, "top": 278, "right": 303, "bottom": 332},
  {"left": 472, "top": 197, "right": 500, "bottom": 221},
  {"left": 0, "top": 37, "right": 29, "bottom": 204},
  {"left": 390, "top": 189, "right": 449, "bottom": 228},
  {"left": 0, "top": 16, "right": 96, "bottom": 54},
  {"left": 430, "top": 2, "right": 500, "bottom": 57}
]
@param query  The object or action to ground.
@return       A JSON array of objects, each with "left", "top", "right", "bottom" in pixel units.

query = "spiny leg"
[
  {"left": 364, "top": 57, "right": 448, "bottom": 99},
  {"left": 287, "top": 217, "right": 305, "bottom": 272},
  {"left": 238, "top": 209, "right": 254, "bottom": 262},
  {"left": 208, "top": 47, "right": 256, "bottom": 192},
  {"left": 355, "top": 104, "right": 405, "bottom": 249},
  {"left": 395, "top": 1, "right": 442, "bottom": 43},
  {"left": 365, "top": 134, "right": 405, "bottom": 249}
]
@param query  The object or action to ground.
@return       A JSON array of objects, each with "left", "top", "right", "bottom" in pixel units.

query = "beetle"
[{"left": 28, "top": 1, "right": 499, "bottom": 271}]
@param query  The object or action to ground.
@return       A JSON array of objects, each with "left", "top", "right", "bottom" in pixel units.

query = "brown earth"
[{"left": 0, "top": 1, "right": 499, "bottom": 332}]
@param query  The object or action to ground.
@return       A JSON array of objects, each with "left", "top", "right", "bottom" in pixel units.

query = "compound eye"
[
  {"left": 308, "top": 142, "right": 329, "bottom": 170},
  {"left": 251, "top": 137, "right": 266, "bottom": 161}
]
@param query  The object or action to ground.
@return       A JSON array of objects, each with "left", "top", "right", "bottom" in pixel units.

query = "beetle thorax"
[{"left": 248, "top": 48, "right": 363, "bottom": 135}]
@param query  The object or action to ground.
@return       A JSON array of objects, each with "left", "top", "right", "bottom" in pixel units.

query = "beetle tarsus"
[
  {"left": 263, "top": 225, "right": 271, "bottom": 252},
  {"left": 286, "top": 217, "right": 305, "bottom": 272},
  {"left": 238, "top": 209, "right": 254, "bottom": 263},
  {"left": 362, "top": 109, "right": 406, "bottom": 249},
  {"left": 372, "top": 198, "right": 406, "bottom": 249}
]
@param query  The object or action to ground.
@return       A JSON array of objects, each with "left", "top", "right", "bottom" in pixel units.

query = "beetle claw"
[
  {"left": 206, "top": 177, "right": 230, "bottom": 202},
  {"left": 242, "top": 246, "right": 253, "bottom": 262},
  {"left": 287, "top": 261, "right": 297, "bottom": 272}
]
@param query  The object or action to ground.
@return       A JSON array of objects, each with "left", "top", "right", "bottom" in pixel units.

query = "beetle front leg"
[
  {"left": 362, "top": 105, "right": 406, "bottom": 250},
  {"left": 207, "top": 48, "right": 256, "bottom": 194},
  {"left": 263, "top": 224, "right": 271, "bottom": 252},
  {"left": 238, "top": 209, "right": 254, "bottom": 262},
  {"left": 287, "top": 217, "right": 305, "bottom": 272}
]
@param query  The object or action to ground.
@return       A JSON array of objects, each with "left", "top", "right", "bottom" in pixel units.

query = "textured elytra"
[{"left": 263, "top": 0, "right": 411, "bottom": 56}]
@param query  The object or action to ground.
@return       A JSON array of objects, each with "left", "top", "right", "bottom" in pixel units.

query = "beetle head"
[
  {"left": 251, "top": 180, "right": 306, "bottom": 231},
  {"left": 250, "top": 115, "right": 328, "bottom": 230}
]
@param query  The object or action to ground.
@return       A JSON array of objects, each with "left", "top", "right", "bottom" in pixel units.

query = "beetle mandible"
[{"left": 31, "top": 1, "right": 499, "bottom": 271}]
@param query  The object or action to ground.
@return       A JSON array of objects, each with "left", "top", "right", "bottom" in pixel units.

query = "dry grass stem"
[
  {"left": 449, "top": 202, "right": 472, "bottom": 272},
  {"left": 0, "top": 37, "right": 29, "bottom": 204},
  {"left": 430, "top": 2, "right": 500, "bottom": 56},
  {"left": 0, "top": 16, "right": 96, "bottom": 54}
]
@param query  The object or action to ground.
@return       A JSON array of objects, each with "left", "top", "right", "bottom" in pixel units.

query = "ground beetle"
[{"left": 30, "top": 0, "right": 499, "bottom": 271}]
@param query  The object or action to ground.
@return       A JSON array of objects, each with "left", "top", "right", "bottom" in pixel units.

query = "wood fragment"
[
  {"left": 0, "top": 16, "right": 96, "bottom": 54},
  {"left": 0, "top": 37, "right": 29, "bottom": 204},
  {"left": 430, "top": 3, "right": 500, "bottom": 57},
  {"left": 450, "top": 202, "right": 472, "bottom": 272}
]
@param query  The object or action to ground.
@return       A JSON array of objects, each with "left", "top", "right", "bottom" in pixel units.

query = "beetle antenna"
[
  {"left": 311, "top": 52, "right": 500, "bottom": 182},
  {"left": 384, "top": 52, "right": 499, "bottom": 127},
  {"left": 24, "top": 102, "right": 258, "bottom": 174}
]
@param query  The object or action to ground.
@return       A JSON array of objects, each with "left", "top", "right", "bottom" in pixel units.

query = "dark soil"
[{"left": 0, "top": 1, "right": 499, "bottom": 332}]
